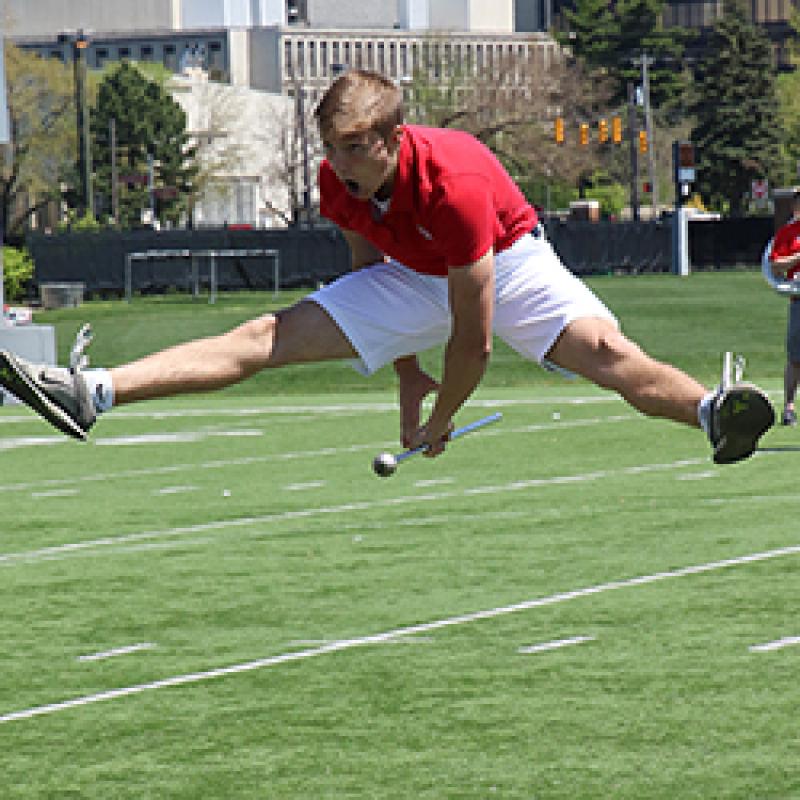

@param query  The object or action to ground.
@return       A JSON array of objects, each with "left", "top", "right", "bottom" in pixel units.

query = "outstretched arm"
[{"left": 408, "top": 249, "right": 495, "bottom": 455}]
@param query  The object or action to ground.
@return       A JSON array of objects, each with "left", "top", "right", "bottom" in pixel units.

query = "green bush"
[{"left": 2, "top": 246, "right": 34, "bottom": 302}]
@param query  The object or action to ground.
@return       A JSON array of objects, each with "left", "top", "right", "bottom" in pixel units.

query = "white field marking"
[
  {"left": 337, "top": 511, "right": 526, "bottom": 533},
  {"left": 0, "top": 443, "right": 381, "bottom": 493},
  {"left": 0, "top": 457, "right": 705, "bottom": 567},
  {"left": 749, "top": 636, "right": 800, "bottom": 653},
  {"left": 154, "top": 485, "right": 199, "bottom": 496},
  {"left": 284, "top": 481, "right": 326, "bottom": 491},
  {"left": 0, "top": 395, "right": 626, "bottom": 426},
  {"left": 676, "top": 471, "right": 718, "bottom": 481},
  {"left": 3, "top": 542, "right": 800, "bottom": 725},
  {"left": 702, "top": 494, "right": 800, "bottom": 506},
  {"left": 0, "top": 436, "right": 66, "bottom": 451},
  {"left": 94, "top": 430, "right": 263, "bottom": 447},
  {"left": 31, "top": 488, "right": 80, "bottom": 499},
  {"left": 414, "top": 478, "right": 456, "bottom": 487},
  {"left": 0, "top": 413, "right": 641, "bottom": 494},
  {"left": 518, "top": 636, "right": 595, "bottom": 655},
  {"left": 77, "top": 643, "right": 156, "bottom": 662}
]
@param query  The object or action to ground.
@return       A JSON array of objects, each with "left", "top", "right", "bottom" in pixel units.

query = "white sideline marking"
[
  {"left": 0, "top": 414, "right": 644, "bottom": 478},
  {"left": 749, "top": 636, "right": 800, "bottom": 653},
  {"left": 284, "top": 481, "right": 326, "bottom": 491},
  {"left": 518, "top": 636, "right": 595, "bottom": 655},
  {"left": 0, "top": 394, "right": 628, "bottom": 427},
  {"left": 414, "top": 478, "right": 456, "bottom": 487},
  {"left": 676, "top": 471, "right": 718, "bottom": 482},
  {"left": 31, "top": 489, "right": 80, "bottom": 499},
  {"left": 2, "top": 542, "right": 800, "bottom": 725},
  {"left": 0, "top": 457, "right": 704, "bottom": 567},
  {"left": 155, "top": 486, "right": 198, "bottom": 496},
  {"left": 78, "top": 643, "right": 156, "bottom": 662},
  {"left": 0, "top": 436, "right": 66, "bottom": 451},
  {"left": 95, "top": 430, "right": 263, "bottom": 447}
]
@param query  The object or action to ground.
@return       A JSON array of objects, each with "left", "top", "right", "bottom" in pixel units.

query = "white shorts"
[{"left": 309, "top": 232, "right": 617, "bottom": 376}]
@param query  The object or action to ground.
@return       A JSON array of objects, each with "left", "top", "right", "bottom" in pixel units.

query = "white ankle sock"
[
  {"left": 82, "top": 368, "right": 114, "bottom": 413},
  {"left": 697, "top": 391, "right": 716, "bottom": 435}
]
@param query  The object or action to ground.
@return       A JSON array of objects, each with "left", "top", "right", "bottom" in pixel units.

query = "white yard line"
[
  {"left": 284, "top": 481, "right": 327, "bottom": 491},
  {"left": 77, "top": 643, "right": 156, "bottom": 662},
  {"left": 0, "top": 394, "right": 628, "bottom": 428},
  {"left": 0, "top": 413, "right": 639, "bottom": 474},
  {"left": 0, "top": 456, "right": 703, "bottom": 567},
  {"left": 749, "top": 636, "right": 800, "bottom": 653},
  {"left": 518, "top": 636, "right": 595, "bottom": 655},
  {"left": 2, "top": 542, "right": 799, "bottom": 725}
]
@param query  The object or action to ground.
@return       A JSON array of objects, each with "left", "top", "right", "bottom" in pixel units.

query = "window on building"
[
  {"left": 208, "top": 41, "right": 223, "bottom": 69},
  {"left": 163, "top": 44, "right": 177, "bottom": 70},
  {"left": 118, "top": 46, "right": 131, "bottom": 60},
  {"left": 309, "top": 41, "right": 317, "bottom": 76},
  {"left": 297, "top": 41, "right": 305, "bottom": 76},
  {"left": 320, "top": 41, "right": 328, "bottom": 76},
  {"left": 140, "top": 45, "right": 153, "bottom": 61},
  {"left": 354, "top": 42, "right": 363, "bottom": 69},
  {"left": 285, "top": 40, "right": 293, "bottom": 76}
]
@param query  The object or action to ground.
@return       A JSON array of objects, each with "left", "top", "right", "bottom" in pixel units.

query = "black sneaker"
[
  {"left": 0, "top": 351, "right": 95, "bottom": 440},
  {"left": 709, "top": 384, "right": 774, "bottom": 464},
  {"left": 782, "top": 408, "right": 797, "bottom": 427}
]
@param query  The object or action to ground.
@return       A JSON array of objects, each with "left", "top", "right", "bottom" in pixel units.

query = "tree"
[
  {"left": 402, "top": 43, "right": 617, "bottom": 208},
  {"left": 91, "top": 62, "right": 198, "bottom": 228},
  {"left": 557, "top": 0, "right": 690, "bottom": 110},
  {"left": 690, "top": 0, "right": 783, "bottom": 215},
  {"left": 0, "top": 43, "right": 75, "bottom": 242}
]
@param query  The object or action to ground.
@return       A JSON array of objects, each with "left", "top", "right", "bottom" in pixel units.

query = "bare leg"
[
  {"left": 110, "top": 300, "right": 357, "bottom": 405},
  {"left": 547, "top": 317, "right": 706, "bottom": 428}
]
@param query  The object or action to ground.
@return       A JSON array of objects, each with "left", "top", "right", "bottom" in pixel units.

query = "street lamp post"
[{"left": 59, "top": 30, "right": 93, "bottom": 218}]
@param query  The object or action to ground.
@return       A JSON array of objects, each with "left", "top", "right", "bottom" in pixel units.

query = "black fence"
[
  {"left": 688, "top": 216, "right": 773, "bottom": 270},
  {"left": 27, "top": 226, "right": 351, "bottom": 296},
  {"left": 25, "top": 216, "right": 776, "bottom": 296}
]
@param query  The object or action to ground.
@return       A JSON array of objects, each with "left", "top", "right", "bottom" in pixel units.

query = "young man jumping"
[{"left": 0, "top": 70, "right": 774, "bottom": 464}]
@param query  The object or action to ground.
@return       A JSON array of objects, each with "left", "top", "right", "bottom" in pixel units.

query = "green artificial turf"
[{"left": 1, "top": 270, "right": 798, "bottom": 798}]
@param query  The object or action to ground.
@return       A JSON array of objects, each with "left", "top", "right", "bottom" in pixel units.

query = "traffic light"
[
  {"left": 611, "top": 116, "right": 622, "bottom": 144},
  {"left": 598, "top": 118, "right": 609, "bottom": 144},
  {"left": 638, "top": 130, "right": 648, "bottom": 154},
  {"left": 579, "top": 122, "right": 589, "bottom": 146},
  {"left": 554, "top": 116, "right": 564, "bottom": 144}
]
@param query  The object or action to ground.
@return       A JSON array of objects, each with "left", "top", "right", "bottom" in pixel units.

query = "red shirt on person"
[
  {"left": 319, "top": 124, "right": 538, "bottom": 277},
  {"left": 770, "top": 218, "right": 800, "bottom": 280}
]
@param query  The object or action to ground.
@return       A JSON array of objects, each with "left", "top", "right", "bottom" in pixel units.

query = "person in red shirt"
[
  {"left": 768, "top": 189, "right": 800, "bottom": 425},
  {"left": 0, "top": 70, "right": 773, "bottom": 464}
]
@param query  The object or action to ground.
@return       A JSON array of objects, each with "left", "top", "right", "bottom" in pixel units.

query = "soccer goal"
[{"left": 124, "top": 248, "right": 281, "bottom": 304}]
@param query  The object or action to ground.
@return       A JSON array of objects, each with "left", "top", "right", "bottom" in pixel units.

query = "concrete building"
[{"left": 170, "top": 68, "right": 295, "bottom": 227}]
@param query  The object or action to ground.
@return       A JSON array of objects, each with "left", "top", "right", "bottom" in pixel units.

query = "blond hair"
[{"left": 314, "top": 70, "right": 404, "bottom": 141}]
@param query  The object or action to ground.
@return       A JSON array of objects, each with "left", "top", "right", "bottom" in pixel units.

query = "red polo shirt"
[
  {"left": 771, "top": 218, "right": 800, "bottom": 280},
  {"left": 319, "top": 124, "right": 538, "bottom": 276}
]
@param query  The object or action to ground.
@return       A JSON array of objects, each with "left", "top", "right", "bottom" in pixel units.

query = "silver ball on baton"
[
  {"left": 372, "top": 452, "right": 398, "bottom": 478},
  {"left": 370, "top": 412, "right": 502, "bottom": 478}
]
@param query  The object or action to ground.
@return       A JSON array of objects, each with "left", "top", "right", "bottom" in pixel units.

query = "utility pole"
[
  {"left": 0, "top": 35, "right": 9, "bottom": 322},
  {"left": 110, "top": 117, "right": 118, "bottom": 225},
  {"left": 296, "top": 86, "right": 313, "bottom": 228},
  {"left": 60, "top": 30, "right": 93, "bottom": 218},
  {"left": 634, "top": 53, "right": 659, "bottom": 216},
  {"left": 627, "top": 82, "right": 640, "bottom": 222}
]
